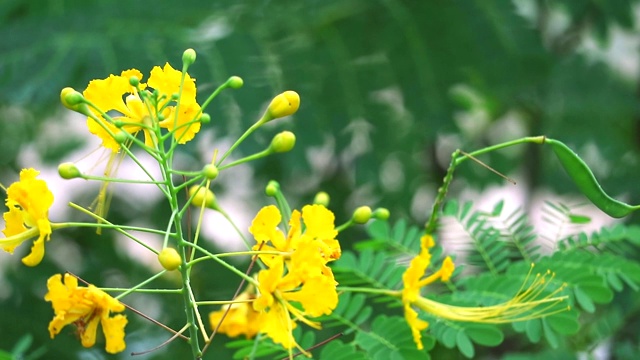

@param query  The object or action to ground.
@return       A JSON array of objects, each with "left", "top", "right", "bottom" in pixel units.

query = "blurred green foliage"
[{"left": 2, "top": 0, "right": 640, "bottom": 359}]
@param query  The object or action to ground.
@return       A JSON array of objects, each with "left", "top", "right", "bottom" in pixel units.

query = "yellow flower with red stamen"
[
  {"left": 1, "top": 168, "right": 54, "bottom": 266},
  {"left": 45, "top": 274, "right": 127, "bottom": 354}
]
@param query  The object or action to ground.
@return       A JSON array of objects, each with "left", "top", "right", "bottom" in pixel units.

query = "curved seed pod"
[{"left": 547, "top": 138, "right": 640, "bottom": 218}]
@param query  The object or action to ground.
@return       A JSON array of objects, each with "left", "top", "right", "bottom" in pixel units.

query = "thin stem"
[
  {"left": 216, "top": 120, "right": 264, "bottom": 166},
  {"left": 113, "top": 270, "right": 168, "bottom": 300}
]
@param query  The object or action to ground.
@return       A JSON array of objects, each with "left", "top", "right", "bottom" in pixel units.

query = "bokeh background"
[{"left": 2, "top": 0, "right": 640, "bottom": 359}]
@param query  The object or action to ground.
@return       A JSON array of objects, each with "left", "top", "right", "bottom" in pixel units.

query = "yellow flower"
[
  {"left": 83, "top": 63, "right": 200, "bottom": 151},
  {"left": 401, "top": 238, "right": 567, "bottom": 350},
  {"left": 249, "top": 204, "right": 340, "bottom": 268},
  {"left": 209, "top": 290, "right": 261, "bottom": 338},
  {"left": 1, "top": 168, "right": 53, "bottom": 266},
  {"left": 253, "top": 255, "right": 338, "bottom": 351},
  {"left": 45, "top": 273, "right": 127, "bottom": 354}
]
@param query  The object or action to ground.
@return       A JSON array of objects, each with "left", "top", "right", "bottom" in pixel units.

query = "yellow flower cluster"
[
  {"left": 83, "top": 63, "right": 201, "bottom": 151},
  {"left": 1, "top": 168, "right": 54, "bottom": 266},
  {"left": 45, "top": 273, "right": 128, "bottom": 354},
  {"left": 209, "top": 204, "right": 341, "bottom": 352}
]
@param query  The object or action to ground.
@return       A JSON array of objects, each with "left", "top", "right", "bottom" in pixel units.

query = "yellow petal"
[
  {"left": 159, "top": 101, "right": 201, "bottom": 144},
  {"left": 148, "top": 63, "right": 197, "bottom": 106},
  {"left": 301, "top": 204, "right": 337, "bottom": 241},
  {"left": 284, "top": 275, "right": 338, "bottom": 317},
  {"left": 404, "top": 304, "right": 428, "bottom": 350},
  {"left": 102, "top": 314, "right": 128, "bottom": 354},
  {"left": 21, "top": 232, "right": 46, "bottom": 266},
  {"left": 80, "top": 315, "right": 101, "bottom": 348}
]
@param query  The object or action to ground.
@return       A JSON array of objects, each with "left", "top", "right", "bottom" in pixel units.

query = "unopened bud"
[
  {"left": 265, "top": 91, "right": 300, "bottom": 121},
  {"left": 200, "top": 113, "right": 211, "bottom": 124},
  {"left": 228, "top": 76, "right": 244, "bottom": 89},
  {"left": 182, "top": 48, "right": 197, "bottom": 67},
  {"left": 313, "top": 191, "right": 330, "bottom": 207},
  {"left": 158, "top": 248, "right": 182, "bottom": 271},
  {"left": 189, "top": 185, "right": 217, "bottom": 209},
  {"left": 58, "top": 162, "right": 81, "bottom": 179},
  {"left": 113, "top": 119, "right": 124, "bottom": 128},
  {"left": 270, "top": 131, "right": 296, "bottom": 153},
  {"left": 60, "top": 87, "right": 90, "bottom": 115},
  {"left": 373, "top": 208, "right": 390, "bottom": 221},
  {"left": 202, "top": 164, "right": 219, "bottom": 180},
  {"left": 113, "top": 131, "right": 128, "bottom": 144},
  {"left": 353, "top": 206, "right": 372, "bottom": 224},
  {"left": 265, "top": 180, "right": 279, "bottom": 197},
  {"left": 129, "top": 76, "right": 140, "bottom": 86}
]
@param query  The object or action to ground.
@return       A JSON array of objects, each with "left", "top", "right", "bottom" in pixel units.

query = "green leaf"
[
  {"left": 526, "top": 319, "right": 542, "bottom": 343},
  {"left": 441, "top": 327, "right": 458, "bottom": 348},
  {"left": 573, "top": 286, "right": 595, "bottom": 313},
  {"left": 456, "top": 330, "right": 475, "bottom": 358},
  {"left": 465, "top": 324, "right": 504, "bottom": 346},
  {"left": 568, "top": 213, "right": 591, "bottom": 224},
  {"left": 546, "top": 311, "right": 580, "bottom": 335},
  {"left": 542, "top": 318, "right": 559, "bottom": 348}
]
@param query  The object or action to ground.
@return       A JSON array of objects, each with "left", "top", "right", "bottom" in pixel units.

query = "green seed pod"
[{"left": 547, "top": 138, "right": 640, "bottom": 218}]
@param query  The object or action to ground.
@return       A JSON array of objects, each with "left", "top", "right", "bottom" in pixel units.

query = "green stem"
[
  {"left": 113, "top": 270, "right": 169, "bottom": 300},
  {"left": 216, "top": 119, "right": 265, "bottom": 166},
  {"left": 425, "top": 136, "right": 546, "bottom": 234},
  {"left": 336, "top": 286, "right": 398, "bottom": 297},
  {"left": 184, "top": 242, "right": 259, "bottom": 286},
  {"left": 217, "top": 148, "right": 273, "bottom": 171}
]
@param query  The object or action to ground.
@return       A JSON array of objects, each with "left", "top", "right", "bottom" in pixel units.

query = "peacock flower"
[
  {"left": 253, "top": 254, "right": 338, "bottom": 352},
  {"left": 401, "top": 235, "right": 568, "bottom": 350},
  {"left": 1, "top": 168, "right": 54, "bottom": 266},
  {"left": 82, "top": 63, "right": 201, "bottom": 151},
  {"left": 249, "top": 204, "right": 340, "bottom": 268},
  {"left": 45, "top": 273, "right": 128, "bottom": 354},
  {"left": 209, "top": 289, "right": 261, "bottom": 339}
]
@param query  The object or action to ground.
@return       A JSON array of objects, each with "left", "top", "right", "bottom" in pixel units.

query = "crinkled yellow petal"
[
  {"left": 148, "top": 62, "right": 197, "bottom": 106},
  {"left": 301, "top": 204, "right": 337, "bottom": 241},
  {"left": 259, "top": 303, "right": 297, "bottom": 349},
  {"left": 402, "top": 251, "right": 431, "bottom": 303},
  {"left": 87, "top": 117, "right": 122, "bottom": 152},
  {"left": 102, "top": 314, "right": 128, "bottom": 354},
  {"left": 404, "top": 304, "right": 428, "bottom": 350},
  {"left": 250, "top": 205, "right": 285, "bottom": 248},
  {"left": 2, "top": 206, "right": 27, "bottom": 252},
  {"left": 21, "top": 231, "right": 46, "bottom": 266},
  {"left": 83, "top": 74, "right": 132, "bottom": 116},
  {"left": 284, "top": 275, "right": 338, "bottom": 317},
  {"left": 159, "top": 101, "right": 201, "bottom": 144}
]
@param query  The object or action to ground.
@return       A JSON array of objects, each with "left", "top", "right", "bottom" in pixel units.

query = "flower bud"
[
  {"left": 373, "top": 207, "right": 390, "bottom": 221},
  {"left": 270, "top": 131, "right": 296, "bottom": 153},
  {"left": 189, "top": 185, "right": 218, "bottom": 209},
  {"left": 58, "top": 162, "right": 81, "bottom": 179},
  {"left": 265, "top": 91, "right": 300, "bottom": 121},
  {"left": 202, "top": 164, "right": 219, "bottom": 180},
  {"left": 265, "top": 180, "right": 279, "bottom": 197},
  {"left": 129, "top": 76, "right": 140, "bottom": 86},
  {"left": 60, "top": 87, "right": 90, "bottom": 115},
  {"left": 113, "top": 130, "right": 128, "bottom": 144},
  {"left": 158, "top": 248, "right": 182, "bottom": 271},
  {"left": 353, "top": 206, "right": 372, "bottom": 224},
  {"left": 313, "top": 191, "right": 330, "bottom": 207},
  {"left": 199, "top": 113, "right": 211, "bottom": 124},
  {"left": 228, "top": 76, "right": 244, "bottom": 89},
  {"left": 182, "top": 48, "right": 197, "bottom": 67},
  {"left": 113, "top": 119, "right": 124, "bottom": 128}
]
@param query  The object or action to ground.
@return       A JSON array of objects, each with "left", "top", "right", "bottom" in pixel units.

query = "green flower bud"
[
  {"left": 189, "top": 185, "right": 218, "bottom": 209},
  {"left": 113, "top": 131, "right": 128, "bottom": 144},
  {"left": 265, "top": 91, "right": 300, "bottom": 121},
  {"left": 182, "top": 48, "right": 197, "bottom": 67},
  {"left": 60, "top": 87, "right": 90, "bottom": 115},
  {"left": 228, "top": 76, "right": 244, "bottom": 89},
  {"left": 313, "top": 191, "right": 330, "bottom": 207},
  {"left": 58, "top": 162, "right": 81, "bottom": 179},
  {"left": 200, "top": 113, "right": 211, "bottom": 124},
  {"left": 158, "top": 248, "right": 181, "bottom": 271},
  {"left": 202, "top": 164, "right": 219, "bottom": 180},
  {"left": 265, "top": 180, "right": 279, "bottom": 197},
  {"left": 353, "top": 206, "right": 372, "bottom": 224},
  {"left": 373, "top": 208, "right": 390, "bottom": 221},
  {"left": 270, "top": 131, "right": 296, "bottom": 153},
  {"left": 113, "top": 119, "right": 124, "bottom": 128},
  {"left": 129, "top": 76, "right": 140, "bottom": 86}
]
